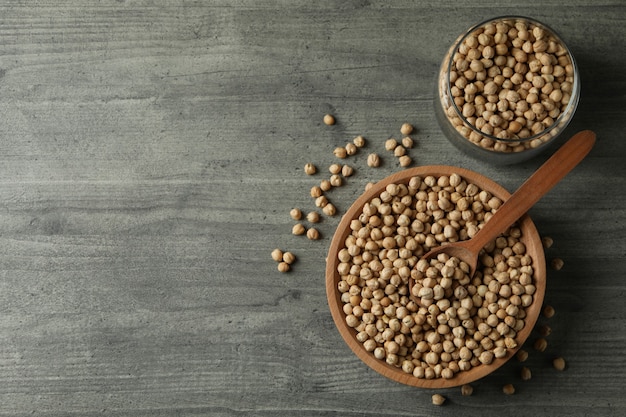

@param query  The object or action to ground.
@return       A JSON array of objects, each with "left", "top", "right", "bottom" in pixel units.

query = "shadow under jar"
[{"left": 436, "top": 16, "right": 580, "bottom": 164}]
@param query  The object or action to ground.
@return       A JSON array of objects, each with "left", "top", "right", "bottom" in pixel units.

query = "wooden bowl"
[{"left": 325, "top": 165, "right": 546, "bottom": 389}]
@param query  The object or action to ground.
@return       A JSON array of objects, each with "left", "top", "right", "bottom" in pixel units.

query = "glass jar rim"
[{"left": 444, "top": 15, "right": 580, "bottom": 144}]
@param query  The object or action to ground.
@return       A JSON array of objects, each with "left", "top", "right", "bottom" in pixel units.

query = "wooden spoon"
[{"left": 410, "top": 130, "right": 596, "bottom": 299}]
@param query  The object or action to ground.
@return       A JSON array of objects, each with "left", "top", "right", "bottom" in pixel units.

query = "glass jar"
[{"left": 435, "top": 16, "right": 580, "bottom": 164}]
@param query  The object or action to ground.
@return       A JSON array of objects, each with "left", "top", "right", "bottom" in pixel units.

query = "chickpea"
[
  {"left": 400, "top": 123, "right": 414, "bottom": 136},
  {"left": 553, "top": 357, "right": 566, "bottom": 371},
  {"left": 323, "top": 114, "right": 335, "bottom": 125},
  {"left": 304, "top": 163, "right": 317, "bottom": 175},
  {"left": 271, "top": 248, "right": 283, "bottom": 262},
  {"left": 431, "top": 394, "right": 446, "bottom": 406},
  {"left": 367, "top": 153, "right": 381, "bottom": 167},
  {"left": 502, "top": 383, "right": 515, "bottom": 395},
  {"left": 292, "top": 223, "right": 306, "bottom": 236}
]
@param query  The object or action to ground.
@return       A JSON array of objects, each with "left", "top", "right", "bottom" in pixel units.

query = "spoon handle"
[{"left": 467, "top": 130, "right": 596, "bottom": 252}]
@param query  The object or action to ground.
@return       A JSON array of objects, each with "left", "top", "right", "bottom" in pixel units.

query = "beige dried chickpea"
[
  {"left": 553, "top": 357, "right": 566, "bottom": 371},
  {"left": 353, "top": 135, "right": 366, "bottom": 148},
  {"left": 282, "top": 251, "right": 296, "bottom": 264},
  {"left": 367, "top": 153, "right": 381, "bottom": 167},
  {"left": 307, "top": 227, "right": 320, "bottom": 240},
  {"left": 400, "top": 123, "right": 414, "bottom": 136},
  {"left": 323, "top": 114, "right": 335, "bottom": 125},
  {"left": 329, "top": 163, "right": 342, "bottom": 175},
  {"left": 290, "top": 208, "right": 302, "bottom": 220},
  {"left": 385, "top": 138, "right": 398, "bottom": 151},
  {"left": 461, "top": 384, "right": 473, "bottom": 396},
  {"left": 542, "top": 236, "right": 554, "bottom": 248},
  {"left": 503, "top": 383, "right": 516, "bottom": 395},
  {"left": 543, "top": 305, "right": 556, "bottom": 318},
  {"left": 534, "top": 337, "right": 548, "bottom": 352},
  {"left": 398, "top": 155, "right": 412, "bottom": 167},
  {"left": 307, "top": 211, "right": 320, "bottom": 223},
  {"left": 310, "top": 185, "right": 322, "bottom": 198},
  {"left": 330, "top": 174, "right": 343, "bottom": 187},
  {"left": 333, "top": 147, "right": 348, "bottom": 159},
  {"left": 551, "top": 257, "right": 564, "bottom": 270},
  {"left": 292, "top": 223, "right": 306, "bottom": 236},
  {"left": 271, "top": 248, "right": 283, "bottom": 262},
  {"left": 277, "top": 262, "right": 290, "bottom": 273},
  {"left": 320, "top": 179, "right": 332, "bottom": 192},
  {"left": 431, "top": 394, "right": 446, "bottom": 406},
  {"left": 304, "top": 163, "right": 317, "bottom": 175},
  {"left": 341, "top": 164, "right": 354, "bottom": 177},
  {"left": 323, "top": 203, "right": 337, "bottom": 216}
]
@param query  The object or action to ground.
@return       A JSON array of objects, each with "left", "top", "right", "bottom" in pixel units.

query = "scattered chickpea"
[
  {"left": 323, "top": 114, "right": 335, "bottom": 125},
  {"left": 551, "top": 257, "right": 564, "bottom": 271},
  {"left": 385, "top": 138, "right": 398, "bottom": 151},
  {"left": 282, "top": 251, "right": 296, "bottom": 264},
  {"left": 365, "top": 182, "right": 375, "bottom": 191},
  {"left": 304, "top": 163, "right": 317, "bottom": 175},
  {"left": 367, "top": 153, "right": 381, "bottom": 167},
  {"left": 320, "top": 179, "right": 332, "bottom": 192},
  {"left": 398, "top": 155, "right": 412, "bottom": 167},
  {"left": 401, "top": 136, "right": 414, "bottom": 148},
  {"left": 400, "top": 123, "right": 414, "bottom": 136},
  {"left": 290, "top": 208, "right": 302, "bottom": 220},
  {"left": 542, "top": 236, "right": 554, "bottom": 248},
  {"left": 307, "top": 228, "right": 320, "bottom": 240},
  {"left": 307, "top": 211, "right": 320, "bottom": 223},
  {"left": 341, "top": 164, "right": 354, "bottom": 177},
  {"left": 503, "top": 384, "right": 516, "bottom": 395},
  {"left": 333, "top": 147, "right": 348, "bottom": 159},
  {"left": 330, "top": 174, "right": 343, "bottom": 187},
  {"left": 292, "top": 223, "right": 306, "bottom": 236},
  {"left": 271, "top": 248, "right": 283, "bottom": 262},
  {"left": 538, "top": 324, "right": 552, "bottom": 337},
  {"left": 277, "top": 262, "right": 290, "bottom": 273},
  {"left": 553, "top": 357, "right": 566, "bottom": 371},
  {"left": 345, "top": 143, "right": 357, "bottom": 155},
  {"left": 431, "top": 394, "right": 446, "bottom": 406},
  {"left": 461, "top": 384, "right": 474, "bottom": 396},
  {"left": 521, "top": 366, "right": 532, "bottom": 381},
  {"left": 534, "top": 338, "right": 548, "bottom": 352},
  {"left": 543, "top": 305, "right": 556, "bottom": 318},
  {"left": 516, "top": 349, "right": 529, "bottom": 362},
  {"left": 393, "top": 145, "right": 406, "bottom": 157},
  {"left": 310, "top": 185, "right": 322, "bottom": 198},
  {"left": 353, "top": 135, "right": 366, "bottom": 147},
  {"left": 315, "top": 196, "right": 328, "bottom": 208},
  {"left": 323, "top": 203, "right": 337, "bottom": 216},
  {"left": 329, "top": 163, "right": 342, "bottom": 175}
]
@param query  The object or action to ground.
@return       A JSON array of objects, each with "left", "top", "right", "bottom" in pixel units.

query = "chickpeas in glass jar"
[{"left": 435, "top": 16, "right": 580, "bottom": 164}]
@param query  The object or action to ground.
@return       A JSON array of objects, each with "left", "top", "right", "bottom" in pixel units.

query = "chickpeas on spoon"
[{"left": 409, "top": 130, "right": 596, "bottom": 303}]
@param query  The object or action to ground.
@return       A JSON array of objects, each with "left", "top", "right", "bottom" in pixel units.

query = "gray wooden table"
[{"left": 0, "top": 1, "right": 624, "bottom": 416}]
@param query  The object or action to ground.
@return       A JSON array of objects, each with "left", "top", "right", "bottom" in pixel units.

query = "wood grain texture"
[{"left": 0, "top": 1, "right": 624, "bottom": 416}]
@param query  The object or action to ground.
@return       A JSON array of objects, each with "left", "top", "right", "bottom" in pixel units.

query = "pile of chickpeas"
[
  {"left": 336, "top": 173, "right": 537, "bottom": 380},
  {"left": 438, "top": 17, "right": 577, "bottom": 153}
]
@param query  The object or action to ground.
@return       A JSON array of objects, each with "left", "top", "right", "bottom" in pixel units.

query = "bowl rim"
[
  {"left": 441, "top": 15, "right": 580, "bottom": 145},
  {"left": 325, "top": 165, "right": 547, "bottom": 388}
]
